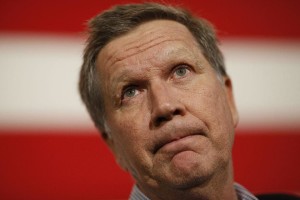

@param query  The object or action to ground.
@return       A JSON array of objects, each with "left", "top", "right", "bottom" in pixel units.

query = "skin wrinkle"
[
  {"left": 107, "top": 47, "right": 206, "bottom": 109},
  {"left": 105, "top": 32, "right": 164, "bottom": 67},
  {"left": 113, "top": 35, "right": 166, "bottom": 63},
  {"left": 110, "top": 38, "right": 171, "bottom": 67},
  {"left": 79, "top": 5, "right": 230, "bottom": 142},
  {"left": 97, "top": 20, "right": 238, "bottom": 200},
  {"left": 102, "top": 21, "right": 193, "bottom": 68}
]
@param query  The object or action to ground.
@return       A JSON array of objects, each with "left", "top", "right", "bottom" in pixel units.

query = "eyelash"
[
  {"left": 121, "top": 85, "right": 139, "bottom": 100},
  {"left": 171, "top": 64, "right": 192, "bottom": 79},
  {"left": 120, "top": 64, "right": 192, "bottom": 101}
]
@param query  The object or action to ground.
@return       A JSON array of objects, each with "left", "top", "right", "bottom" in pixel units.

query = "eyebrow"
[
  {"left": 108, "top": 38, "right": 179, "bottom": 67},
  {"left": 108, "top": 46, "right": 204, "bottom": 99},
  {"left": 165, "top": 47, "right": 204, "bottom": 69},
  {"left": 110, "top": 69, "right": 132, "bottom": 97}
]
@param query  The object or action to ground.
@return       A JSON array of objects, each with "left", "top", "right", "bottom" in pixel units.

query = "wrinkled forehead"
[{"left": 97, "top": 20, "right": 200, "bottom": 69}]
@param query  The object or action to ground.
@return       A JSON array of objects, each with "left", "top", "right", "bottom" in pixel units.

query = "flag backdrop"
[{"left": 0, "top": 0, "right": 300, "bottom": 199}]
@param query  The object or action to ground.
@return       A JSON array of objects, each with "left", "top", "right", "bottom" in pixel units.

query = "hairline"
[
  {"left": 80, "top": 3, "right": 227, "bottom": 134},
  {"left": 96, "top": 19, "right": 225, "bottom": 133}
]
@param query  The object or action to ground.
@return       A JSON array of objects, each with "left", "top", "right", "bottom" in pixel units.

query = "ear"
[
  {"left": 101, "top": 130, "right": 129, "bottom": 172},
  {"left": 223, "top": 76, "right": 239, "bottom": 128}
]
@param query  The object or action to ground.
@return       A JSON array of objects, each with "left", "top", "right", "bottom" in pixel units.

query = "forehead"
[{"left": 97, "top": 20, "right": 200, "bottom": 68}]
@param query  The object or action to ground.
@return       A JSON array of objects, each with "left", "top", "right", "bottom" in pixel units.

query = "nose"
[{"left": 149, "top": 82, "right": 186, "bottom": 127}]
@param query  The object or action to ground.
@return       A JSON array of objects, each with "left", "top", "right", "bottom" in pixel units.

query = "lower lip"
[{"left": 160, "top": 135, "right": 201, "bottom": 154}]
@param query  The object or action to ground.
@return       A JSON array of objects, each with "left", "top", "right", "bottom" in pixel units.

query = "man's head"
[
  {"left": 79, "top": 3, "right": 238, "bottom": 199},
  {"left": 79, "top": 3, "right": 227, "bottom": 133}
]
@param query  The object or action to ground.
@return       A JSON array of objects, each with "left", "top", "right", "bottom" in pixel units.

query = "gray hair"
[{"left": 79, "top": 2, "right": 226, "bottom": 136}]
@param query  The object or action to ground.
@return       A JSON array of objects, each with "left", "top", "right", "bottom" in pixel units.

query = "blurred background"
[{"left": 0, "top": 0, "right": 299, "bottom": 199}]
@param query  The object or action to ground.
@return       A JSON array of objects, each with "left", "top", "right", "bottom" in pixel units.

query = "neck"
[{"left": 139, "top": 160, "right": 237, "bottom": 200}]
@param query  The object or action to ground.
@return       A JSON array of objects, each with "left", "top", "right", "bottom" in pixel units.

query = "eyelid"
[
  {"left": 173, "top": 63, "right": 192, "bottom": 71},
  {"left": 171, "top": 64, "right": 192, "bottom": 77},
  {"left": 121, "top": 85, "right": 139, "bottom": 100}
]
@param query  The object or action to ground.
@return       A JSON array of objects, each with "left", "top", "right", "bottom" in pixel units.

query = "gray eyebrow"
[{"left": 108, "top": 46, "right": 205, "bottom": 99}]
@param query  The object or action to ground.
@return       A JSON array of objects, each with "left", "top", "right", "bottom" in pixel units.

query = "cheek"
[
  {"left": 184, "top": 81, "right": 235, "bottom": 147},
  {"left": 109, "top": 124, "right": 156, "bottom": 182},
  {"left": 111, "top": 107, "right": 149, "bottom": 142},
  {"left": 105, "top": 90, "right": 156, "bottom": 160},
  {"left": 110, "top": 118, "right": 143, "bottom": 151},
  {"left": 184, "top": 80, "right": 225, "bottom": 118},
  {"left": 107, "top": 111, "right": 153, "bottom": 161},
  {"left": 207, "top": 89, "right": 235, "bottom": 151}
]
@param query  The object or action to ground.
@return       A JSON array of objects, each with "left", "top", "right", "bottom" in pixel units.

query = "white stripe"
[
  {"left": 222, "top": 39, "right": 300, "bottom": 128},
  {"left": 0, "top": 34, "right": 299, "bottom": 129}
]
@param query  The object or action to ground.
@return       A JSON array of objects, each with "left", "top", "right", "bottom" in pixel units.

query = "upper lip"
[{"left": 152, "top": 125, "right": 207, "bottom": 154}]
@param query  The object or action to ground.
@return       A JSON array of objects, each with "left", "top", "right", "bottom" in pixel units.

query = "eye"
[
  {"left": 122, "top": 86, "right": 139, "bottom": 99},
  {"left": 175, "top": 67, "right": 187, "bottom": 76},
  {"left": 173, "top": 65, "right": 191, "bottom": 78}
]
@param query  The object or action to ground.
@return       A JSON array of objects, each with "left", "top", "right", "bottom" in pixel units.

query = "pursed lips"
[{"left": 152, "top": 127, "right": 207, "bottom": 154}]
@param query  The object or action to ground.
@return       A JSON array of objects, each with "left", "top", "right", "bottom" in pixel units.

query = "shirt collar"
[{"left": 129, "top": 183, "right": 258, "bottom": 200}]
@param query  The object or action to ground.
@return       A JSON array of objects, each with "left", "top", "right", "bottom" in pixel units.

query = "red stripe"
[
  {"left": 0, "top": 128, "right": 299, "bottom": 199},
  {"left": 0, "top": 0, "right": 300, "bottom": 38}
]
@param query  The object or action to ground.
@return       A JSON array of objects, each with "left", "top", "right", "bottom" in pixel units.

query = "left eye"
[
  {"left": 174, "top": 66, "right": 189, "bottom": 77},
  {"left": 124, "top": 88, "right": 137, "bottom": 98},
  {"left": 122, "top": 86, "right": 140, "bottom": 100}
]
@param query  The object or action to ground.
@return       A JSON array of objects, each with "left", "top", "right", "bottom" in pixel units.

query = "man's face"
[{"left": 97, "top": 20, "right": 238, "bottom": 192}]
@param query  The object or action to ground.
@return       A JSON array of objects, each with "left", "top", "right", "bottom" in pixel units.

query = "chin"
[
  {"left": 156, "top": 163, "right": 215, "bottom": 190},
  {"left": 168, "top": 157, "right": 229, "bottom": 190},
  {"left": 150, "top": 148, "right": 230, "bottom": 191},
  {"left": 169, "top": 173, "right": 213, "bottom": 190}
]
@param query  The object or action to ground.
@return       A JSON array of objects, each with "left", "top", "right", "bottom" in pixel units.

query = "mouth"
[{"left": 153, "top": 130, "right": 206, "bottom": 154}]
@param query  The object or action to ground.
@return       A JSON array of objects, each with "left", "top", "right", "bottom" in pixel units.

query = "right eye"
[{"left": 122, "top": 86, "right": 140, "bottom": 99}]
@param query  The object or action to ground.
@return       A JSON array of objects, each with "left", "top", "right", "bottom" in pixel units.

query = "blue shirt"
[{"left": 129, "top": 182, "right": 258, "bottom": 200}]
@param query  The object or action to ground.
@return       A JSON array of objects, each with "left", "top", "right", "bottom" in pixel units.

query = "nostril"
[
  {"left": 173, "top": 109, "right": 181, "bottom": 116},
  {"left": 155, "top": 116, "right": 169, "bottom": 127},
  {"left": 154, "top": 108, "right": 183, "bottom": 127}
]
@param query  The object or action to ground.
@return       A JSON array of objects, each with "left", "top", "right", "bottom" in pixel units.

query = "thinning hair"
[{"left": 79, "top": 2, "right": 226, "bottom": 135}]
